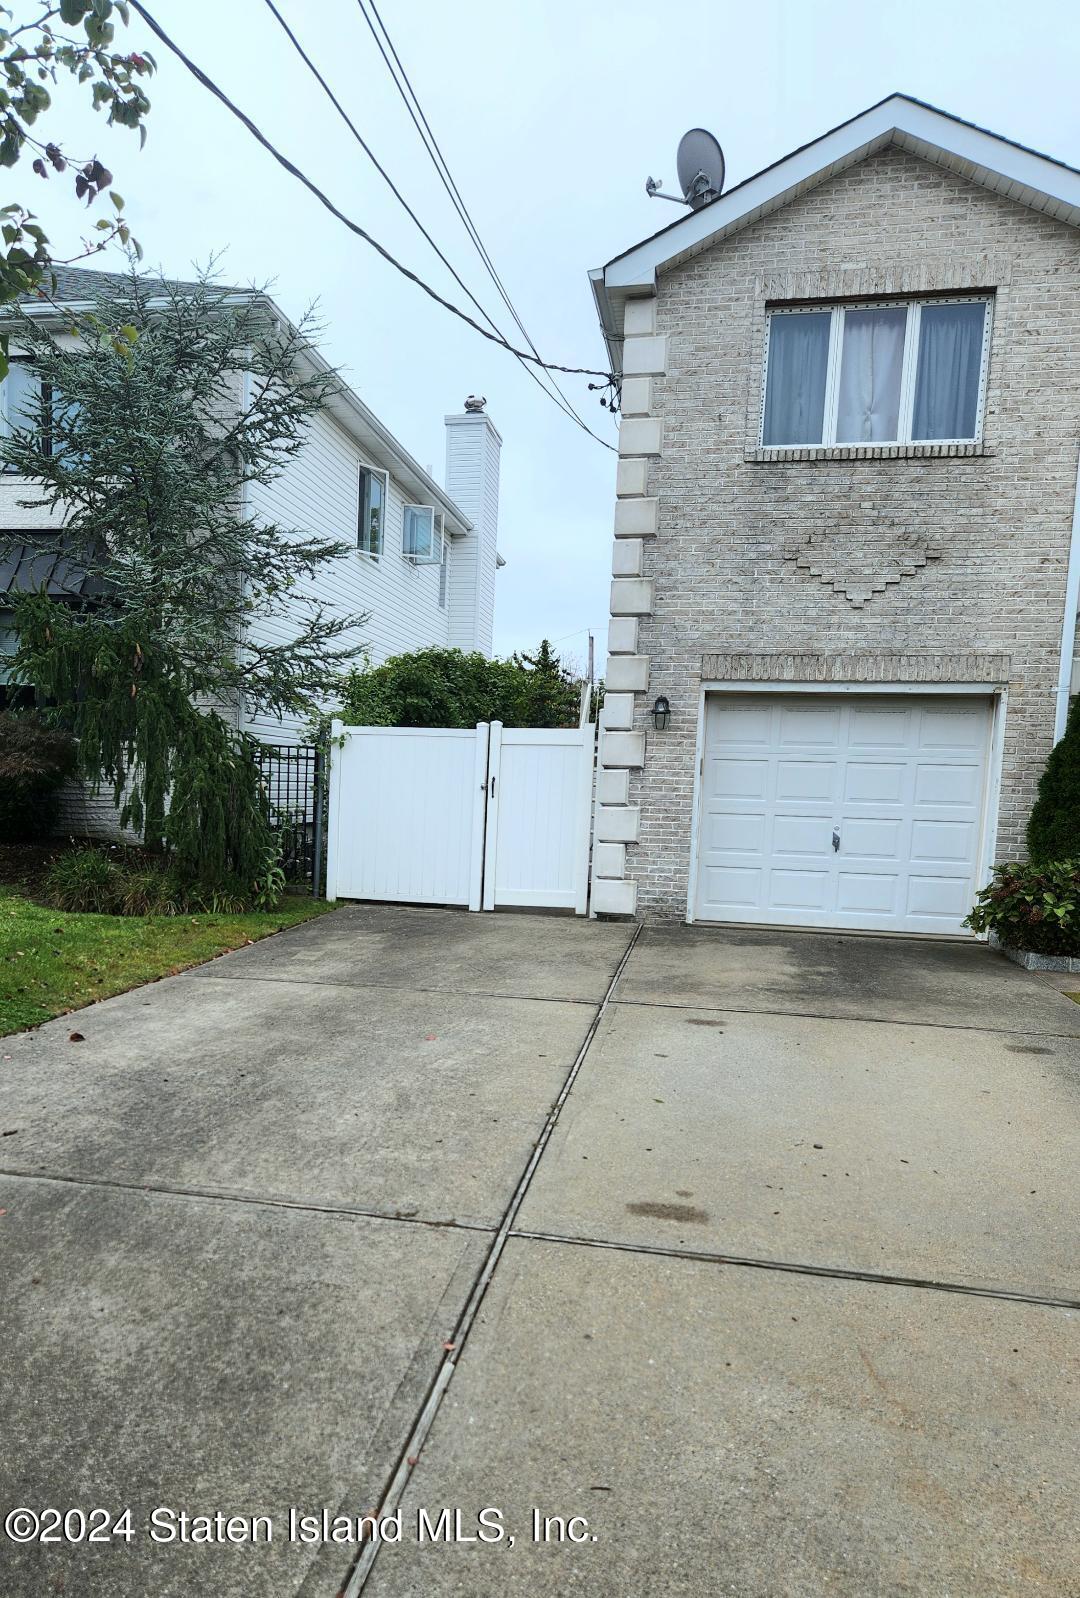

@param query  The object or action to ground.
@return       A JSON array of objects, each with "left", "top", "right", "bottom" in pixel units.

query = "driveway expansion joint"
[
  {"left": 506, "top": 1228, "right": 1080, "bottom": 1313},
  {"left": 611, "top": 995, "right": 1080, "bottom": 1038},
  {"left": 191, "top": 971, "right": 601, "bottom": 1006},
  {"left": 336, "top": 923, "right": 644, "bottom": 1598},
  {"left": 0, "top": 1167, "right": 498, "bottom": 1236}
]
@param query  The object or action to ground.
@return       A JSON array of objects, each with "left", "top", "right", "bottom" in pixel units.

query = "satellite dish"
[{"left": 676, "top": 128, "right": 725, "bottom": 209}]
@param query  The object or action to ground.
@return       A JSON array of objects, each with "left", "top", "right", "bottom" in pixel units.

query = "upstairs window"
[
  {"left": 760, "top": 295, "right": 991, "bottom": 448},
  {"left": 0, "top": 360, "right": 50, "bottom": 465},
  {"left": 402, "top": 504, "right": 441, "bottom": 563},
  {"left": 358, "top": 465, "right": 386, "bottom": 556}
]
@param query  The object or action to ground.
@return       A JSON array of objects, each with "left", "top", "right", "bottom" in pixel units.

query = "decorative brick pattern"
[
  {"left": 783, "top": 528, "right": 943, "bottom": 608},
  {"left": 601, "top": 145, "right": 1080, "bottom": 922},
  {"left": 701, "top": 652, "right": 1012, "bottom": 683}
]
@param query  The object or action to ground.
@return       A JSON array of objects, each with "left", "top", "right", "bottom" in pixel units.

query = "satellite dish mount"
[{"left": 646, "top": 127, "right": 725, "bottom": 211}]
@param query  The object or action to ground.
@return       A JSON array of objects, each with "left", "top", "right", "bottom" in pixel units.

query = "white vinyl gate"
[{"left": 326, "top": 706, "right": 595, "bottom": 914}]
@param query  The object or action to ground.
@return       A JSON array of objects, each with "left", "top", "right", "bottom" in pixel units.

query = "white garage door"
[{"left": 693, "top": 694, "right": 993, "bottom": 935}]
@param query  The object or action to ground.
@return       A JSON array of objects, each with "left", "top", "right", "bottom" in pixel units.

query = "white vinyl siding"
[
  {"left": 444, "top": 414, "right": 500, "bottom": 653},
  {"left": 760, "top": 295, "right": 992, "bottom": 448},
  {"left": 242, "top": 407, "right": 455, "bottom": 743}
]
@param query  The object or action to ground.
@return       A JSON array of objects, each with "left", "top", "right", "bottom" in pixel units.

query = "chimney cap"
[{"left": 464, "top": 394, "right": 487, "bottom": 412}]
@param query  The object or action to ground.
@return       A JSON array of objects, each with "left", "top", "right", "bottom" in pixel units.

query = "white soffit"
[{"left": 600, "top": 95, "right": 1080, "bottom": 295}]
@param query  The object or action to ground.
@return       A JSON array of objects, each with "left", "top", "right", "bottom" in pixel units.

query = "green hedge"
[
  {"left": 1027, "top": 695, "right": 1080, "bottom": 863},
  {"left": 336, "top": 643, "right": 583, "bottom": 730}
]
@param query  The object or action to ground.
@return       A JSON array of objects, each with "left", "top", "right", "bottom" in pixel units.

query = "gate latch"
[{"left": 832, "top": 829, "right": 840, "bottom": 853}]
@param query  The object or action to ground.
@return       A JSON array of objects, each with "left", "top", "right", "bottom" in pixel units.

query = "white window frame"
[
  {"left": 759, "top": 294, "right": 993, "bottom": 449},
  {"left": 402, "top": 503, "right": 442, "bottom": 564},
  {"left": 357, "top": 465, "right": 388, "bottom": 560}
]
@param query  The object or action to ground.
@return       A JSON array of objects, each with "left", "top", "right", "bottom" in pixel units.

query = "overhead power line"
[
  {"left": 258, "top": 0, "right": 614, "bottom": 449},
  {"left": 353, "top": 0, "right": 600, "bottom": 434},
  {"left": 127, "top": 1, "right": 618, "bottom": 420}
]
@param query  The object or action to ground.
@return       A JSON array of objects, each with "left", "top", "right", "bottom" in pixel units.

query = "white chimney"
[{"left": 444, "top": 399, "right": 502, "bottom": 657}]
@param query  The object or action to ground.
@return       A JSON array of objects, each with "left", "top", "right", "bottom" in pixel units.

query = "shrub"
[
  {"left": 0, "top": 713, "right": 77, "bottom": 841},
  {"left": 1027, "top": 695, "right": 1080, "bottom": 863},
  {"left": 44, "top": 846, "right": 285, "bottom": 916},
  {"left": 965, "top": 860, "right": 1080, "bottom": 955},
  {"left": 44, "top": 847, "right": 126, "bottom": 914},
  {"left": 336, "top": 642, "right": 583, "bottom": 730},
  {"left": 116, "top": 865, "right": 187, "bottom": 917}
]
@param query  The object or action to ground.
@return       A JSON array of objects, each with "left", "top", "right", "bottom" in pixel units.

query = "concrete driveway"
[{"left": 1, "top": 909, "right": 1077, "bottom": 1597}]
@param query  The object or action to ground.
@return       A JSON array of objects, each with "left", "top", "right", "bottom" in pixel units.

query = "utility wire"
[
  {"left": 354, "top": 0, "right": 600, "bottom": 436},
  {"left": 258, "top": 0, "right": 614, "bottom": 450},
  {"left": 127, "top": 2, "right": 617, "bottom": 399}
]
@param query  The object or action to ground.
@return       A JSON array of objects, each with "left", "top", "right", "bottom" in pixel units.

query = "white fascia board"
[
  {"left": 600, "top": 95, "right": 1080, "bottom": 294},
  {"left": 589, "top": 267, "right": 623, "bottom": 371}
]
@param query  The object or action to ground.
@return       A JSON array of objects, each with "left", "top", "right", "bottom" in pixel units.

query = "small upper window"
[
  {"left": 403, "top": 504, "right": 440, "bottom": 563},
  {"left": 760, "top": 295, "right": 991, "bottom": 448},
  {"left": 358, "top": 465, "right": 385, "bottom": 556},
  {"left": 0, "top": 360, "right": 49, "bottom": 464}
]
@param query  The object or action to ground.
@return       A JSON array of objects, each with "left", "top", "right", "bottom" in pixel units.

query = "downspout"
[{"left": 1053, "top": 445, "right": 1080, "bottom": 743}]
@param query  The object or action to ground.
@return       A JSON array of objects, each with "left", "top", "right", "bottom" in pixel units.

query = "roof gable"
[{"left": 593, "top": 95, "right": 1080, "bottom": 346}]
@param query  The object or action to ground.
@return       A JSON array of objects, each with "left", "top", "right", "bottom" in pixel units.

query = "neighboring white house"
[{"left": 0, "top": 266, "right": 504, "bottom": 755}]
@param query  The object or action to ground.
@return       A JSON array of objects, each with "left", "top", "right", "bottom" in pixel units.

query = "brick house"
[{"left": 588, "top": 95, "right": 1080, "bottom": 932}]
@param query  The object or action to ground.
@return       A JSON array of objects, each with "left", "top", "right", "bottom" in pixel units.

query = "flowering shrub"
[{"left": 965, "top": 860, "right": 1080, "bottom": 955}]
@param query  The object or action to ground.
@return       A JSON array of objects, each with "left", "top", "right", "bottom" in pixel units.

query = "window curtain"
[
  {"left": 762, "top": 312, "right": 830, "bottom": 446},
  {"left": 912, "top": 301, "right": 985, "bottom": 441},
  {"left": 835, "top": 307, "right": 906, "bottom": 443}
]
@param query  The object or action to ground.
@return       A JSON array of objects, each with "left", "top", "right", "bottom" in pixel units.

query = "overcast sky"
[{"left": 25, "top": 0, "right": 1080, "bottom": 671}]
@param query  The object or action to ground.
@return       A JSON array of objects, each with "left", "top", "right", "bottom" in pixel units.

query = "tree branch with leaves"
[{"left": 0, "top": 0, "right": 154, "bottom": 373}]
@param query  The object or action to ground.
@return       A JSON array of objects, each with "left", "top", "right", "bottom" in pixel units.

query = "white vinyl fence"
[{"left": 326, "top": 696, "right": 595, "bottom": 914}]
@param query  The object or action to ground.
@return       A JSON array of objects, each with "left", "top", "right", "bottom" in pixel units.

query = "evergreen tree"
[
  {"left": 0, "top": 266, "right": 368, "bottom": 891},
  {"left": 1027, "top": 695, "right": 1080, "bottom": 863},
  {"left": 510, "top": 639, "right": 580, "bottom": 726}
]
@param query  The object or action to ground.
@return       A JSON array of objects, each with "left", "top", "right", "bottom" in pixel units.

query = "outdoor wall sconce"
[{"left": 652, "top": 695, "right": 671, "bottom": 730}]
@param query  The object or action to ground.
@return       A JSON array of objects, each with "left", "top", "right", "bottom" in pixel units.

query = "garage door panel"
[
  {"left": 712, "top": 703, "right": 774, "bottom": 744},
  {"left": 701, "top": 865, "right": 762, "bottom": 908},
  {"left": 914, "top": 762, "right": 983, "bottom": 806},
  {"left": 835, "top": 872, "right": 898, "bottom": 914},
  {"left": 910, "top": 819, "right": 977, "bottom": 862},
  {"left": 709, "top": 757, "right": 769, "bottom": 799},
  {"left": 696, "top": 694, "right": 993, "bottom": 935},
  {"left": 769, "top": 869, "right": 830, "bottom": 910},
  {"left": 906, "top": 875, "right": 973, "bottom": 918},
  {"left": 772, "top": 815, "right": 834, "bottom": 856},
  {"left": 778, "top": 705, "right": 842, "bottom": 745},
  {"left": 840, "top": 817, "right": 903, "bottom": 859},
  {"left": 775, "top": 760, "right": 837, "bottom": 801},
  {"left": 920, "top": 706, "right": 987, "bottom": 749},
  {"left": 702, "top": 812, "right": 766, "bottom": 853},
  {"left": 843, "top": 761, "right": 907, "bottom": 804},
  {"left": 847, "top": 707, "right": 911, "bottom": 747}
]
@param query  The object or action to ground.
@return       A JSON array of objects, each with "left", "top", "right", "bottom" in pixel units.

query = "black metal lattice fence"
[{"left": 253, "top": 742, "right": 325, "bottom": 895}]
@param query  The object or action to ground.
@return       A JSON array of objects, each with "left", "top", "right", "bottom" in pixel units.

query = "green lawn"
[{"left": 0, "top": 890, "right": 335, "bottom": 1036}]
